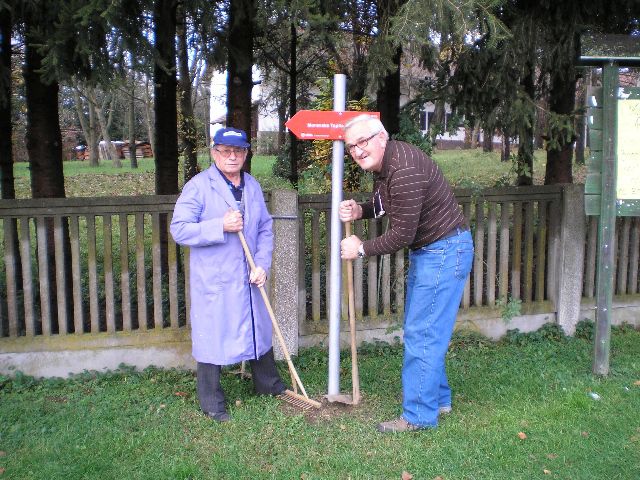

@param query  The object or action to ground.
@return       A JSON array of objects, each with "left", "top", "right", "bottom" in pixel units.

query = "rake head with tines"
[{"left": 278, "top": 389, "right": 321, "bottom": 410}]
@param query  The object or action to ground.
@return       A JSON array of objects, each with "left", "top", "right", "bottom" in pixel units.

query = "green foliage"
[
  {"left": 545, "top": 111, "right": 576, "bottom": 152},
  {"left": 393, "top": 101, "right": 433, "bottom": 156},
  {"left": 574, "top": 318, "right": 595, "bottom": 341},
  {"left": 497, "top": 295, "right": 522, "bottom": 324},
  {"left": 293, "top": 77, "right": 373, "bottom": 194},
  {"left": 502, "top": 323, "right": 567, "bottom": 346}
]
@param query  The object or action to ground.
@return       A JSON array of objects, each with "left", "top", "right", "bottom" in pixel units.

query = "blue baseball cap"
[{"left": 212, "top": 127, "right": 250, "bottom": 148}]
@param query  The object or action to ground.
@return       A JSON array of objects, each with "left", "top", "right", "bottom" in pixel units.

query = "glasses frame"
[
  {"left": 346, "top": 130, "right": 381, "bottom": 154},
  {"left": 213, "top": 146, "right": 248, "bottom": 158}
]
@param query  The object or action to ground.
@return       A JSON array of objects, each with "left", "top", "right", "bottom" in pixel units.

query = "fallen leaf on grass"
[
  {"left": 0, "top": 452, "right": 5, "bottom": 457},
  {"left": 546, "top": 454, "right": 558, "bottom": 460},
  {"left": 174, "top": 391, "right": 187, "bottom": 397},
  {"left": 235, "top": 400, "right": 242, "bottom": 407},
  {"left": 433, "top": 477, "right": 444, "bottom": 480},
  {"left": 634, "top": 380, "right": 640, "bottom": 386},
  {"left": 0, "top": 467, "right": 5, "bottom": 475},
  {"left": 543, "top": 469, "right": 551, "bottom": 475},
  {"left": 401, "top": 471, "right": 413, "bottom": 480},
  {"left": 581, "top": 431, "right": 589, "bottom": 437},
  {"left": 518, "top": 432, "right": 527, "bottom": 440},
  {"left": 340, "top": 424, "right": 346, "bottom": 430}
]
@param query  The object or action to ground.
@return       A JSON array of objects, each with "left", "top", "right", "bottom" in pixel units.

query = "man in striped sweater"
[{"left": 339, "top": 115, "right": 474, "bottom": 433}]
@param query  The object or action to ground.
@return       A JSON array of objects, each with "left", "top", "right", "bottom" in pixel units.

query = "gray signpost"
[{"left": 580, "top": 33, "right": 640, "bottom": 375}]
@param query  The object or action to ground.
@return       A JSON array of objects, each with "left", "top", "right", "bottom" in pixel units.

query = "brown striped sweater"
[{"left": 359, "top": 140, "right": 465, "bottom": 257}]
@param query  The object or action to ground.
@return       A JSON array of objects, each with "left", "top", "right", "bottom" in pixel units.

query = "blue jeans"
[{"left": 402, "top": 229, "right": 474, "bottom": 427}]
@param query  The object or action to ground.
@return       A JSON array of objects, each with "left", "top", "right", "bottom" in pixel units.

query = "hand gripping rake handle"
[{"left": 237, "top": 231, "right": 314, "bottom": 402}]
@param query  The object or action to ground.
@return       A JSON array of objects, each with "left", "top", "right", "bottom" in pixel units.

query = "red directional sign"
[{"left": 285, "top": 110, "right": 380, "bottom": 140}]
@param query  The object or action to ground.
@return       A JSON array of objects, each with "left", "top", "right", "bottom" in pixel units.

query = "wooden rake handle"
[
  {"left": 237, "top": 230, "right": 310, "bottom": 400},
  {"left": 344, "top": 222, "right": 360, "bottom": 403}
]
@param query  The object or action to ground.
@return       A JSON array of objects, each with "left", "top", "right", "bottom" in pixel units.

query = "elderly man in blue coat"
[{"left": 170, "top": 127, "right": 286, "bottom": 422}]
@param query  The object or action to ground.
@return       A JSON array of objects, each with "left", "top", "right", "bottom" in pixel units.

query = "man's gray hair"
[{"left": 345, "top": 114, "right": 388, "bottom": 139}]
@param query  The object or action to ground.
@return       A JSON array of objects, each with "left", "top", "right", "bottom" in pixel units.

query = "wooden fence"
[{"left": 1, "top": 185, "right": 639, "bottom": 376}]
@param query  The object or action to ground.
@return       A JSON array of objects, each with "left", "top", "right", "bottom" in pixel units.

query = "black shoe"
[{"left": 205, "top": 411, "right": 230, "bottom": 422}]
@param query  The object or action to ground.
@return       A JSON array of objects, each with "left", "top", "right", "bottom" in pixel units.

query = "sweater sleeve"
[{"left": 362, "top": 165, "right": 426, "bottom": 256}]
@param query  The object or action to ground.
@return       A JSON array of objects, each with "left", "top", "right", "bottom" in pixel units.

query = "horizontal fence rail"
[
  {"left": 297, "top": 185, "right": 567, "bottom": 334},
  {"left": 1, "top": 185, "right": 639, "bottom": 347},
  {"left": 0, "top": 195, "right": 186, "bottom": 339}
]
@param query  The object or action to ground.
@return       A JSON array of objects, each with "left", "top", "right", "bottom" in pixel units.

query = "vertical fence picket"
[
  {"left": 394, "top": 248, "right": 404, "bottom": 315},
  {"left": 103, "top": 215, "right": 115, "bottom": 333},
  {"left": 19, "top": 218, "right": 35, "bottom": 337},
  {"left": 486, "top": 202, "right": 497, "bottom": 305},
  {"left": 461, "top": 202, "right": 472, "bottom": 308},
  {"left": 311, "top": 210, "right": 321, "bottom": 322},
  {"left": 135, "top": 213, "right": 147, "bottom": 331},
  {"left": 629, "top": 218, "right": 639, "bottom": 294},
  {"left": 297, "top": 210, "right": 306, "bottom": 324},
  {"left": 381, "top": 218, "right": 391, "bottom": 316},
  {"left": 354, "top": 220, "right": 365, "bottom": 319},
  {"left": 119, "top": 214, "right": 132, "bottom": 331},
  {"left": 69, "top": 215, "right": 84, "bottom": 334},
  {"left": 324, "top": 210, "right": 331, "bottom": 319},
  {"left": 473, "top": 200, "right": 485, "bottom": 306},
  {"left": 86, "top": 215, "right": 99, "bottom": 333},
  {"left": 368, "top": 219, "right": 379, "bottom": 318},
  {"left": 617, "top": 217, "right": 631, "bottom": 295},
  {"left": 511, "top": 202, "right": 522, "bottom": 300},
  {"left": 584, "top": 216, "right": 598, "bottom": 298},
  {"left": 3, "top": 219, "right": 18, "bottom": 337},
  {"left": 53, "top": 217, "right": 68, "bottom": 334},
  {"left": 535, "top": 201, "right": 547, "bottom": 302},
  {"left": 151, "top": 213, "right": 163, "bottom": 329},
  {"left": 499, "top": 202, "right": 510, "bottom": 301},
  {"left": 36, "top": 217, "right": 51, "bottom": 336},
  {"left": 167, "top": 213, "right": 179, "bottom": 328},
  {"left": 523, "top": 202, "right": 534, "bottom": 302}
]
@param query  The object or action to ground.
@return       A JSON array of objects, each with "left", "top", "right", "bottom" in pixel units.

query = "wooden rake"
[{"left": 237, "top": 231, "right": 321, "bottom": 410}]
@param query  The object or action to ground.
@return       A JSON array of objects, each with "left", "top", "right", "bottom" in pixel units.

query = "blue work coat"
[{"left": 170, "top": 166, "right": 274, "bottom": 365}]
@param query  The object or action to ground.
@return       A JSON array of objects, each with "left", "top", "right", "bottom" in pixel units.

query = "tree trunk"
[
  {"left": 25, "top": 17, "right": 73, "bottom": 333},
  {"left": 128, "top": 76, "right": 138, "bottom": 168},
  {"left": 288, "top": 20, "right": 298, "bottom": 186},
  {"left": 0, "top": 7, "right": 14, "bottom": 200},
  {"left": 545, "top": 70, "right": 576, "bottom": 184},
  {"left": 144, "top": 76, "right": 155, "bottom": 155},
  {"left": 178, "top": 4, "right": 198, "bottom": 183},
  {"left": 501, "top": 133, "right": 511, "bottom": 162},
  {"left": 277, "top": 71, "right": 288, "bottom": 149},
  {"left": 470, "top": 119, "right": 480, "bottom": 149},
  {"left": 88, "top": 103, "right": 100, "bottom": 167},
  {"left": 376, "top": 45, "right": 402, "bottom": 137},
  {"left": 482, "top": 128, "right": 494, "bottom": 152},
  {"left": 227, "top": 0, "right": 255, "bottom": 174},
  {"left": 516, "top": 68, "right": 535, "bottom": 186},
  {"left": 153, "top": 0, "right": 179, "bottom": 195}
]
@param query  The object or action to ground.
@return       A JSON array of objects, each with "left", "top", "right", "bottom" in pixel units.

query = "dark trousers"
[{"left": 196, "top": 348, "right": 286, "bottom": 414}]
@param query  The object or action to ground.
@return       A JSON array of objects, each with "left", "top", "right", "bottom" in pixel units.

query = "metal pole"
[
  {"left": 593, "top": 63, "right": 618, "bottom": 375},
  {"left": 328, "top": 74, "right": 347, "bottom": 395}
]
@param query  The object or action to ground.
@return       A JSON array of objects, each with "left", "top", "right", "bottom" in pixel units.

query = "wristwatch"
[{"left": 357, "top": 243, "right": 365, "bottom": 258}]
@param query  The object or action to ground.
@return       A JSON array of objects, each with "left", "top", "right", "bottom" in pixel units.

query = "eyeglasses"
[
  {"left": 345, "top": 130, "right": 381, "bottom": 154},
  {"left": 213, "top": 147, "right": 247, "bottom": 157}
]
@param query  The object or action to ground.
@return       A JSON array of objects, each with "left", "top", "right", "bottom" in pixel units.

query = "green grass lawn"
[
  {"left": 9, "top": 149, "right": 587, "bottom": 199},
  {"left": 1, "top": 324, "right": 638, "bottom": 479}
]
